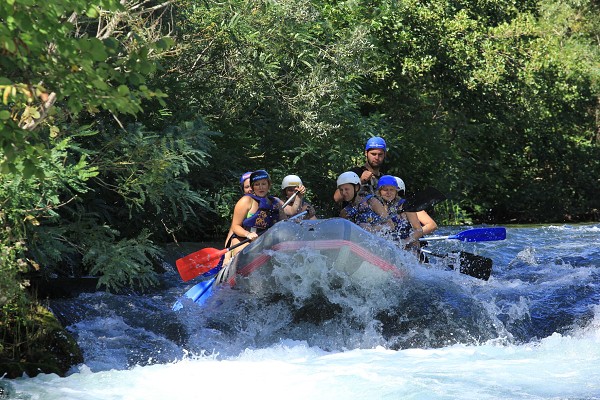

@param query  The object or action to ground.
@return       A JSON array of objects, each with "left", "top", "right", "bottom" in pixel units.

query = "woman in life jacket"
[
  {"left": 337, "top": 171, "right": 392, "bottom": 232},
  {"left": 223, "top": 171, "right": 254, "bottom": 248},
  {"left": 280, "top": 174, "right": 317, "bottom": 220},
  {"left": 376, "top": 175, "right": 424, "bottom": 250},
  {"left": 227, "top": 169, "right": 304, "bottom": 257}
]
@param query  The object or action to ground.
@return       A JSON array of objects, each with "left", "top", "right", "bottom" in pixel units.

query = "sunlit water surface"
[{"left": 2, "top": 223, "right": 600, "bottom": 399}]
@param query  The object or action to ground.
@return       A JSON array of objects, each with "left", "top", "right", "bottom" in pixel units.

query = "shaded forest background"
[{"left": 1, "top": 0, "right": 599, "bottom": 369}]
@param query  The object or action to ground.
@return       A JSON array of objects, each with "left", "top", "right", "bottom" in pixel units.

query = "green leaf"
[
  {"left": 136, "top": 60, "right": 154, "bottom": 75},
  {"left": 89, "top": 38, "right": 108, "bottom": 61},
  {"left": 117, "top": 85, "right": 130, "bottom": 95},
  {"left": 1, "top": 36, "right": 16, "bottom": 53},
  {"left": 128, "top": 72, "right": 144, "bottom": 86},
  {"left": 86, "top": 6, "right": 99, "bottom": 18},
  {"left": 92, "top": 79, "right": 109, "bottom": 91}
]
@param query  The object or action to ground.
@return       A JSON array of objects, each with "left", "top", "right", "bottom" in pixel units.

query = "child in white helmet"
[
  {"left": 280, "top": 174, "right": 317, "bottom": 220},
  {"left": 336, "top": 171, "right": 392, "bottom": 232}
]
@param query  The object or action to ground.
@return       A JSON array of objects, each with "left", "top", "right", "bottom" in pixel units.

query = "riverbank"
[{"left": 0, "top": 303, "right": 83, "bottom": 378}]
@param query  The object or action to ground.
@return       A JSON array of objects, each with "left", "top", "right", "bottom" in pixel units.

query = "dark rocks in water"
[
  {"left": 0, "top": 304, "right": 83, "bottom": 379},
  {"left": 292, "top": 294, "right": 344, "bottom": 324}
]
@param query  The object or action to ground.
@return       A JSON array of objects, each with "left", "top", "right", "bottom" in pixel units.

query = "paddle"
[
  {"left": 421, "top": 227, "right": 506, "bottom": 242},
  {"left": 420, "top": 249, "right": 493, "bottom": 281},
  {"left": 281, "top": 190, "right": 300, "bottom": 210},
  {"left": 402, "top": 187, "right": 447, "bottom": 212},
  {"left": 175, "top": 238, "right": 251, "bottom": 282},
  {"left": 176, "top": 192, "right": 302, "bottom": 282},
  {"left": 172, "top": 277, "right": 216, "bottom": 311}
]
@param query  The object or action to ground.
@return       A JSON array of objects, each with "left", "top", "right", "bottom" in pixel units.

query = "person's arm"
[
  {"left": 404, "top": 211, "right": 424, "bottom": 247},
  {"left": 358, "top": 169, "right": 374, "bottom": 185},
  {"left": 416, "top": 210, "right": 438, "bottom": 235},
  {"left": 360, "top": 197, "right": 394, "bottom": 232},
  {"left": 304, "top": 202, "right": 318, "bottom": 220},
  {"left": 230, "top": 196, "right": 259, "bottom": 241},
  {"left": 368, "top": 196, "right": 389, "bottom": 220},
  {"left": 283, "top": 185, "right": 306, "bottom": 216}
]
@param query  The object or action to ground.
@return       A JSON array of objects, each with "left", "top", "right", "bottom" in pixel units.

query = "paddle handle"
[
  {"left": 419, "top": 248, "right": 445, "bottom": 258},
  {"left": 281, "top": 190, "right": 299, "bottom": 208},
  {"left": 225, "top": 236, "right": 252, "bottom": 252},
  {"left": 420, "top": 235, "right": 452, "bottom": 241},
  {"left": 289, "top": 210, "right": 307, "bottom": 220}
]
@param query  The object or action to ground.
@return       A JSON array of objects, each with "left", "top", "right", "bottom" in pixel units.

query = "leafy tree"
[{"left": 352, "top": 0, "right": 600, "bottom": 222}]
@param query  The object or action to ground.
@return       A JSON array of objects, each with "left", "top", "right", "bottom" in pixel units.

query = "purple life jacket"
[{"left": 242, "top": 194, "right": 281, "bottom": 231}]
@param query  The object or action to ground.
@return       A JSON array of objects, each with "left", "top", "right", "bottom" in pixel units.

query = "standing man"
[{"left": 333, "top": 136, "right": 388, "bottom": 203}]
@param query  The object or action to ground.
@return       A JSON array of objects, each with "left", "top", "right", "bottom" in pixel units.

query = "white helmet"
[
  {"left": 281, "top": 174, "right": 303, "bottom": 189},
  {"left": 337, "top": 171, "right": 361, "bottom": 187},
  {"left": 394, "top": 176, "right": 406, "bottom": 192}
]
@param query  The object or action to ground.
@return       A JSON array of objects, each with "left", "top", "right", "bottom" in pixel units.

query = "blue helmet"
[
  {"left": 250, "top": 169, "right": 270, "bottom": 185},
  {"left": 239, "top": 171, "right": 253, "bottom": 186},
  {"left": 376, "top": 175, "right": 399, "bottom": 190},
  {"left": 365, "top": 136, "right": 387, "bottom": 152}
]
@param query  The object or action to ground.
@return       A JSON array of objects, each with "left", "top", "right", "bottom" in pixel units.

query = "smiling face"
[
  {"left": 378, "top": 185, "right": 397, "bottom": 202},
  {"left": 252, "top": 179, "right": 271, "bottom": 197},
  {"left": 338, "top": 183, "right": 357, "bottom": 202}
]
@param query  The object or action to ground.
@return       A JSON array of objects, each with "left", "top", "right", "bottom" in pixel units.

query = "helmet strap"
[{"left": 352, "top": 184, "right": 360, "bottom": 202}]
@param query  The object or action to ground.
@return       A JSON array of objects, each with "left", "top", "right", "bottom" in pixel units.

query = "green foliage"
[
  {"left": 84, "top": 229, "right": 161, "bottom": 293},
  {"left": 0, "top": 0, "right": 171, "bottom": 176},
  {"left": 352, "top": 0, "right": 600, "bottom": 222},
  {"left": 161, "top": 0, "right": 391, "bottom": 222},
  {"left": 159, "top": 0, "right": 597, "bottom": 225},
  {"left": 0, "top": 0, "right": 180, "bottom": 302}
]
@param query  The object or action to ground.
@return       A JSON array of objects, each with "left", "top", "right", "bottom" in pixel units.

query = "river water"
[{"left": 2, "top": 222, "right": 600, "bottom": 399}]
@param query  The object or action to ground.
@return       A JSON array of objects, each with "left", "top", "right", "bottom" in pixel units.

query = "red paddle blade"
[{"left": 176, "top": 248, "right": 227, "bottom": 282}]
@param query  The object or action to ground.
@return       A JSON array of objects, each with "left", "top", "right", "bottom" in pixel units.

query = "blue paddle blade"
[
  {"left": 450, "top": 227, "right": 506, "bottom": 242},
  {"left": 172, "top": 277, "right": 217, "bottom": 311}
]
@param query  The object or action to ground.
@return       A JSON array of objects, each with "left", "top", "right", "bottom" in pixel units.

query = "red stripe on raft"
[
  {"left": 236, "top": 240, "right": 405, "bottom": 278},
  {"left": 236, "top": 253, "right": 271, "bottom": 277}
]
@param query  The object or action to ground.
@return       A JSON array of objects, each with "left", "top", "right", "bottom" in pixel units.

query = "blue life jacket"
[
  {"left": 343, "top": 195, "right": 384, "bottom": 225},
  {"left": 388, "top": 198, "right": 413, "bottom": 239},
  {"left": 242, "top": 194, "right": 281, "bottom": 231}
]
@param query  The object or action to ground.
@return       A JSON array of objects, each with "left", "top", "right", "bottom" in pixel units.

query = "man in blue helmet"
[{"left": 333, "top": 136, "right": 388, "bottom": 203}]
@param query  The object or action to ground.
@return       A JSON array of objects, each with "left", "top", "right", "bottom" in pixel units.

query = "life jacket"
[
  {"left": 382, "top": 198, "right": 411, "bottom": 239},
  {"left": 242, "top": 193, "right": 281, "bottom": 231},
  {"left": 343, "top": 195, "right": 384, "bottom": 225}
]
